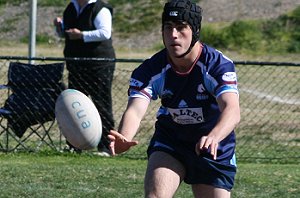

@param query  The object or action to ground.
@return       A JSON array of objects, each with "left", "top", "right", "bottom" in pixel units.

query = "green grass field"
[{"left": 0, "top": 152, "right": 299, "bottom": 198}]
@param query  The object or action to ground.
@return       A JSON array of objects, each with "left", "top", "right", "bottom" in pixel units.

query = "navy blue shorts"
[{"left": 147, "top": 133, "right": 237, "bottom": 191}]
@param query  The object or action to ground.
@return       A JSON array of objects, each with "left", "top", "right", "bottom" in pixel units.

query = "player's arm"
[
  {"left": 195, "top": 92, "right": 240, "bottom": 160},
  {"left": 109, "top": 97, "right": 150, "bottom": 155}
]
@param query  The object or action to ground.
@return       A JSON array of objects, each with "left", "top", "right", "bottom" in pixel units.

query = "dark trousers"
[{"left": 67, "top": 60, "right": 115, "bottom": 150}]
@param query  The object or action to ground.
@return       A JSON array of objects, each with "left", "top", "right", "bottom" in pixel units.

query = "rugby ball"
[{"left": 55, "top": 89, "right": 102, "bottom": 150}]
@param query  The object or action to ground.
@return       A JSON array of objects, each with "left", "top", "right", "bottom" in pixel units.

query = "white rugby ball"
[{"left": 55, "top": 89, "right": 102, "bottom": 150}]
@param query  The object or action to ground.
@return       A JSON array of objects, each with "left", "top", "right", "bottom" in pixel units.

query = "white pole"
[{"left": 29, "top": 0, "right": 37, "bottom": 64}]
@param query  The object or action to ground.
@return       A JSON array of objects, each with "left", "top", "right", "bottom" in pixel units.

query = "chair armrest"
[
  {"left": 0, "top": 84, "right": 10, "bottom": 89},
  {"left": 0, "top": 108, "right": 12, "bottom": 115}
]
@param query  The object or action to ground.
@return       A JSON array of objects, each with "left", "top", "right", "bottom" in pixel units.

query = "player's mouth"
[{"left": 170, "top": 43, "right": 181, "bottom": 48}]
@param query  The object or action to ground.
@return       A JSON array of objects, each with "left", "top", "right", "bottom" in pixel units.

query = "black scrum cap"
[{"left": 162, "top": 0, "right": 203, "bottom": 47}]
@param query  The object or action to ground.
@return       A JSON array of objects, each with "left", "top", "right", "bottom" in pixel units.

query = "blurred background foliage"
[{"left": 0, "top": 0, "right": 299, "bottom": 54}]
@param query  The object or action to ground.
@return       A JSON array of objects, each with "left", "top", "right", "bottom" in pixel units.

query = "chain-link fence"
[
  {"left": 0, "top": 56, "right": 299, "bottom": 163},
  {"left": 235, "top": 61, "right": 300, "bottom": 163}
]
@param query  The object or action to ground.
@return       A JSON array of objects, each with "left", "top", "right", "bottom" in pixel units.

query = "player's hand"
[
  {"left": 195, "top": 136, "right": 219, "bottom": 160},
  {"left": 108, "top": 130, "right": 138, "bottom": 156}
]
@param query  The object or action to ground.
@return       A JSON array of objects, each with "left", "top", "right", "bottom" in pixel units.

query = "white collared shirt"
[{"left": 70, "top": 0, "right": 112, "bottom": 42}]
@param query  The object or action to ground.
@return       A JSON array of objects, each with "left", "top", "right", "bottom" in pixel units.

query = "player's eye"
[
  {"left": 163, "top": 23, "right": 190, "bottom": 33},
  {"left": 175, "top": 24, "right": 189, "bottom": 32},
  {"left": 164, "top": 24, "right": 173, "bottom": 31}
]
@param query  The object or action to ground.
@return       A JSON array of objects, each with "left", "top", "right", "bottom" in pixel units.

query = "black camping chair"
[{"left": 0, "top": 62, "right": 65, "bottom": 152}]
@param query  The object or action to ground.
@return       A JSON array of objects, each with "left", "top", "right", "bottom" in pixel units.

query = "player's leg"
[
  {"left": 144, "top": 151, "right": 185, "bottom": 198},
  {"left": 192, "top": 184, "right": 231, "bottom": 198}
]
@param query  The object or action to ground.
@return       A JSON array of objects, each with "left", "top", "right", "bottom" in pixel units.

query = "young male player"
[{"left": 108, "top": 0, "right": 240, "bottom": 197}]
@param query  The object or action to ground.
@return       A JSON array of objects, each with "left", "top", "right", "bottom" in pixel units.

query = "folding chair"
[{"left": 0, "top": 62, "right": 65, "bottom": 152}]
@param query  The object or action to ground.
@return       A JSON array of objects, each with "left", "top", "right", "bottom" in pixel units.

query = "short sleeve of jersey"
[
  {"left": 128, "top": 50, "right": 168, "bottom": 101},
  {"left": 200, "top": 46, "right": 238, "bottom": 98}
]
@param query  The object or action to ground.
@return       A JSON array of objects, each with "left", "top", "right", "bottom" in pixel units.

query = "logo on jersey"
[
  {"left": 197, "top": 84, "right": 205, "bottom": 93},
  {"left": 178, "top": 100, "right": 188, "bottom": 108},
  {"left": 129, "top": 78, "right": 143, "bottom": 88},
  {"left": 161, "top": 89, "right": 174, "bottom": 99},
  {"left": 196, "top": 84, "right": 209, "bottom": 100},
  {"left": 168, "top": 107, "right": 204, "bottom": 124},
  {"left": 222, "top": 72, "right": 237, "bottom": 83},
  {"left": 169, "top": 11, "right": 178, "bottom": 16}
]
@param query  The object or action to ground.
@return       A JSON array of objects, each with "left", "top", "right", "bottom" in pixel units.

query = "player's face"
[{"left": 163, "top": 21, "right": 193, "bottom": 57}]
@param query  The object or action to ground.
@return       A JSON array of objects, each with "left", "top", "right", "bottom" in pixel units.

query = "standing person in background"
[
  {"left": 108, "top": 0, "right": 240, "bottom": 197},
  {"left": 54, "top": 0, "right": 115, "bottom": 156}
]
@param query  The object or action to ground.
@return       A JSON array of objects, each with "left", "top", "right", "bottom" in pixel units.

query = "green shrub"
[
  {"left": 261, "top": 6, "right": 300, "bottom": 53},
  {"left": 0, "top": 0, "right": 67, "bottom": 7},
  {"left": 1, "top": 1, "right": 299, "bottom": 54},
  {"left": 222, "top": 20, "right": 263, "bottom": 51},
  {"left": 200, "top": 25, "right": 227, "bottom": 48},
  {"left": 20, "top": 33, "right": 53, "bottom": 44},
  {"left": 37, "top": 0, "right": 68, "bottom": 7},
  {"left": 0, "top": 0, "right": 25, "bottom": 6},
  {"left": 200, "top": 5, "right": 300, "bottom": 54},
  {"left": 280, "top": 6, "right": 300, "bottom": 53},
  {"left": 110, "top": 0, "right": 162, "bottom": 37}
]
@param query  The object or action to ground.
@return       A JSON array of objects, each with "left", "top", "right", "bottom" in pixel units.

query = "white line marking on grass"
[{"left": 240, "top": 88, "right": 300, "bottom": 105}]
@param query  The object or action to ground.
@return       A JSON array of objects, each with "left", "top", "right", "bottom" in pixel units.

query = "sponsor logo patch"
[
  {"left": 196, "top": 94, "right": 209, "bottom": 100},
  {"left": 197, "top": 84, "right": 206, "bottom": 93},
  {"left": 196, "top": 84, "right": 209, "bottom": 100},
  {"left": 168, "top": 107, "right": 204, "bottom": 124},
  {"left": 129, "top": 78, "right": 143, "bottom": 87},
  {"left": 222, "top": 72, "right": 237, "bottom": 82},
  {"left": 178, "top": 100, "right": 188, "bottom": 108},
  {"left": 169, "top": 11, "right": 178, "bottom": 16}
]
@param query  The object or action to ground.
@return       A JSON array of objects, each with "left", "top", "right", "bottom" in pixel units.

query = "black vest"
[{"left": 63, "top": 0, "right": 115, "bottom": 58}]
